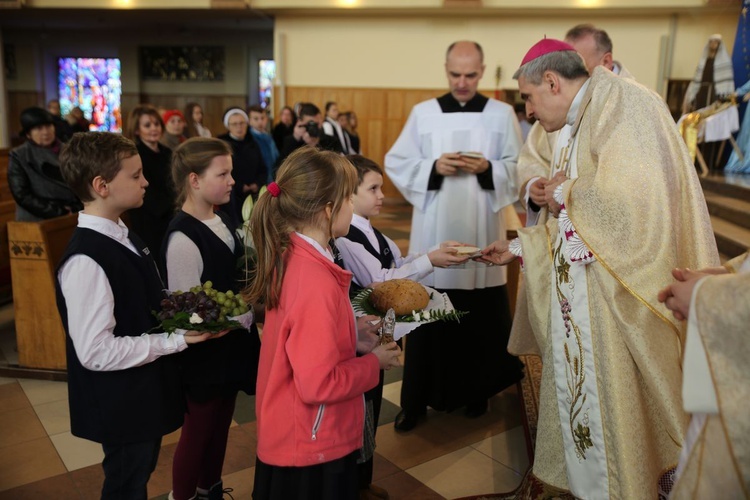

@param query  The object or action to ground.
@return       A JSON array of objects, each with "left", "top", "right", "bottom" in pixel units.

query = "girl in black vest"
[{"left": 163, "top": 138, "right": 261, "bottom": 500}]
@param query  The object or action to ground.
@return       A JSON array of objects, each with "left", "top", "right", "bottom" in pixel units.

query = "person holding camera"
[{"left": 276, "top": 102, "right": 343, "bottom": 176}]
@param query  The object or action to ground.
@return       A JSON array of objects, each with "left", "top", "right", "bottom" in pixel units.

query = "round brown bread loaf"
[{"left": 370, "top": 279, "right": 430, "bottom": 315}]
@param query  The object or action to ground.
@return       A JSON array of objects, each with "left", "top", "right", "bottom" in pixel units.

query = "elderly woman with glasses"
[{"left": 216, "top": 107, "right": 267, "bottom": 227}]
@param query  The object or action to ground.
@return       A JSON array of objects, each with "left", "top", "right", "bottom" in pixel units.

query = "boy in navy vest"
[
  {"left": 335, "top": 154, "right": 469, "bottom": 499},
  {"left": 55, "top": 132, "right": 225, "bottom": 500}
]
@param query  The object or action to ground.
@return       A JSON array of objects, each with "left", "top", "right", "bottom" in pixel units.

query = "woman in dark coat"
[
  {"left": 217, "top": 107, "right": 266, "bottom": 228},
  {"left": 271, "top": 105, "right": 295, "bottom": 153},
  {"left": 8, "top": 107, "right": 82, "bottom": 221},
  {"left": 124, "top": 104, "right": 176, "bottom": 257}
]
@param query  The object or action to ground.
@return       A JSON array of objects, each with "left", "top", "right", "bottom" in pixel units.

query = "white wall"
[{"left": 274, "top": 12, "right": 739, "bottom": 92}]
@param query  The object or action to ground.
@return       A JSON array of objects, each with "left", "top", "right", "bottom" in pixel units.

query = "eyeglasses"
[{"left": 228, "top": 121, "right": 246, "bottom": 127}]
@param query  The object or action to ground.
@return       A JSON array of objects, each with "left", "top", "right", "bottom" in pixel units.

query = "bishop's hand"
[{"left": 475, "top": 240, "right": 516, "bottom": 266}]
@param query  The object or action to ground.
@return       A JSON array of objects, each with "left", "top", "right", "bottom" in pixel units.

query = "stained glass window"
[
  {"left": 58, "top": 57, "right": 122, "bottom": 133},
  {"left": 259, "top": 60, "right": 276, "bottom": 110}
]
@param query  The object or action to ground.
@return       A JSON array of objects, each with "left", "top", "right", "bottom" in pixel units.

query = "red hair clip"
[{"left": 267, "top": 182, "right": 281, "bottom": 198}]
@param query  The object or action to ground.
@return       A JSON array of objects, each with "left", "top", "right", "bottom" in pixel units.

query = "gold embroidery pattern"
[
  {"left": 554, "top": 238, "right": 593, "bottom": 460},
  {"left": 553, "top": 145, "right": 571, "bottom": 176}
]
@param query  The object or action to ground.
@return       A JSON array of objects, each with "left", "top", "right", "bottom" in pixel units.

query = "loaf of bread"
[{"left": 370, "top": 279, "right": 430, "bottom": 316}]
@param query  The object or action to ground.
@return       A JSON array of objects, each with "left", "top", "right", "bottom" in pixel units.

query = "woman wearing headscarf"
[
  {"left": 217, "top": 107, "right": 266, "bottom": 227},
  {"left": 8, "top": 107, "right": 82, "bottom": 221},
  {"left": 682, "top": 34, "right": 735, "bottom": 171},
  {"left": 683, "top": 34, "right": 735, "bottom": 113}
]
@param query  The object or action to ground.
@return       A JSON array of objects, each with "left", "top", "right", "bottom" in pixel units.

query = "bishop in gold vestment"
[
  {"left": 516, "top": 23, "right": 635, "bottom": 229},
  {"left": 482, "top": 39, "right": 719, "bottom": 499}
]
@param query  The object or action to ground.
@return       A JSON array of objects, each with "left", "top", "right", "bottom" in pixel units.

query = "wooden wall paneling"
[
  {"left": 365, "top": 118, "right": 384, "bottom": 159},
  {"left": 0, "top": 200, "right": 16, "bottom": 303},
  {"left": 358, "top": 89, "right": 385, "bottom": 119},
  {"left": 386, "top": 90, "right": 404, "bottom": 120},
  {"left": 335, "top": 90, "right": 356, "bottom": 112},
  {"left": 0, "top": 148, "right": 12, "bottom": 202}
]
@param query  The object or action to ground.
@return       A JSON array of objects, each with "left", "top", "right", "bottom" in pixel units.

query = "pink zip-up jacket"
[{"left": 255, "top": 233, "right": 381, "bottom": 466}]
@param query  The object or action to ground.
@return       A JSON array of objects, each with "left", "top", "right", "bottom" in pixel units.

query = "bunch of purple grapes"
[
  {"left": 158, "top": 290, "right": 222, "bottom": 323},
  {"left": 156, "top": 281, "right": 248, "bottom": 325}
]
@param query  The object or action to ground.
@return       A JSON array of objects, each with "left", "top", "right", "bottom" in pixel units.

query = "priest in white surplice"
[
  {"left": 384, "top": 40, "right": 524, "bottom": 432},
  {"left": 479, "top": 39, "right": 719, "bottom": 499}
]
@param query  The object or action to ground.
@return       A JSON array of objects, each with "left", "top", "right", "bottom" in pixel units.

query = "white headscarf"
[
  {"left": 223, "top": 108, "right": 249, "bottom": 128},
  {"left": 684, "top": 36, "right": 735, "bottom": 109}
]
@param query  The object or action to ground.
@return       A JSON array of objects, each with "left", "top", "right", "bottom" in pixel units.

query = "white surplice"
[{"left": 385, "top": 96, "right": 520, "bottom": 290}]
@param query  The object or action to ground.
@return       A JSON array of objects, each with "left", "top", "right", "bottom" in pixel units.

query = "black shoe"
[
  {"left": 464, "top": 399, "right": 488, "bottom": 418},
  {"left": 394, "top": 409, "right": 424, "bottom": 432}
]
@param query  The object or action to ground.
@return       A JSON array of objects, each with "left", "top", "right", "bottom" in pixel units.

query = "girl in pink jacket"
[{"left": 244, "top": 146, "right": 401, "bottom": 500}]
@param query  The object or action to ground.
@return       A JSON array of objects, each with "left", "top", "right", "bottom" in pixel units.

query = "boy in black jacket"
[{"left": 55, "top": 132, "right": 223, "bottom": 499}]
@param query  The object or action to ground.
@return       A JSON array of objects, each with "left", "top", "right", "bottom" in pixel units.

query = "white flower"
[
  {"left": 423, "top": 309, "right": 431, "bottom": 320},
  {"left": 565, "top": 234, "right": 595, "bottom": 263},
  {"left": 189, "top": 312, "right": 204, "bottom": 325},
  {"left": 509, "top": 238, "right": 523, "bottom": 258},
  {"left": 553, "top": 183, "right": 565, "bottom": 205},
  {"left": 558, "top": 207, "right": 575, "bottom": 235},
  {"left": 412, "top": 310, "right": 421, "bottom": 322}
]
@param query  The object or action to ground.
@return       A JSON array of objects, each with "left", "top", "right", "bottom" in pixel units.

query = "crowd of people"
[
  {"left": 9, "top": 100, "right": 362, "bottom": 247},
  {"left": 6, "top": 22, "right": 748, "bottom": 500}
]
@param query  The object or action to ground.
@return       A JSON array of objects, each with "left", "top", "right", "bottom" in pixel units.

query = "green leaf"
[{"left": 150, "top": 311, "right": 241, "bottom": 335}]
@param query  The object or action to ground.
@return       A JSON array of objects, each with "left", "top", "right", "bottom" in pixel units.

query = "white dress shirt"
[
  {"left": 322, "top": 117, "right": 352, "bottom": 154},
  {"left": 335, "top": 214, "right": 434, "bottom": 288},
  {"left": 57, "top": 212, "right": 187, "bottom": 372}
]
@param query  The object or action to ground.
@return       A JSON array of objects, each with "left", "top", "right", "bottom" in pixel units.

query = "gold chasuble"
[
  {"left": 671, "top": 252, "right": 750, "bottom": 499},
  {"left": 510, "top": 67, "right": 720, "bottom": 499}
]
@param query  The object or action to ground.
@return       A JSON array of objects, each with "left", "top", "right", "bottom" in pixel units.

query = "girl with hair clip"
[
  {"left": 163, "top": 137, "right": 260, "bottom": 500},
  {"left": 244, "top": 146, "right": 402, "bottom": 500}
]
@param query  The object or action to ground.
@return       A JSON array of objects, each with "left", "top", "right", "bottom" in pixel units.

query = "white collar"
[
  {"left": 351, "top": 213, "right": 372, "bottom": 233},
  {"left": 295, "top": 232, "right": 334, "bottom": 262},
  {"left": 566, "top": 78, "right": 591, "bottom": 127},
  {"left": 77, "top": 212, "right": 131, "bottom": 243}
]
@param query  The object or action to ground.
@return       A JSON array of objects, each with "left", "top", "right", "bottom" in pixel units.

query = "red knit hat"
[
  {"left": 162, "top": 109, "right": 185, "bottom": 124},
  {"left": 519, "top": 38, "right": 576, "bottom": 67}
]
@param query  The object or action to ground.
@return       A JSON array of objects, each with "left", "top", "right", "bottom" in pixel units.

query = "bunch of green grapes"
[
  {"left": 185, "top": 281, "right": 249, "bottom": 322},
  {"left": 158, "top": 281, "right": 248, "bottom": 325}
]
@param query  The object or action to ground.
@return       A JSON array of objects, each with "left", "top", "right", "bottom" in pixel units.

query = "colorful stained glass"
[{"left": 58, "top": 57, "right": 122, "bottom": 133}]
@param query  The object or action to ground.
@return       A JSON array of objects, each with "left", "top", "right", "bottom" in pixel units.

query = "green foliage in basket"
[{"left": 351, "top": 287, "right": 469, "bottom": 323}]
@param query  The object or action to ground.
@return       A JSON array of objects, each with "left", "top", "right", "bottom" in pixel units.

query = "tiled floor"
[{"left": 0, "top": 202, "right": 531, "bottom": 499}]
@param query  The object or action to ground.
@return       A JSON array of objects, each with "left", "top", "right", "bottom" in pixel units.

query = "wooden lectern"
[{"left": 9, "top": 214, "right": 77, "bottom": 371}]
